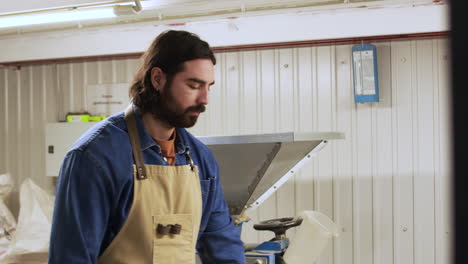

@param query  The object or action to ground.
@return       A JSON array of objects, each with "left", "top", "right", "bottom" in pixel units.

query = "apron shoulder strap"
[{"left": 125, "top": 106, "right": 147, "bottom": 180}]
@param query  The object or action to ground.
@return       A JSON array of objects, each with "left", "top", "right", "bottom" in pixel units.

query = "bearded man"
[{"left": 49, "top": 30, "right": 247, "bottom": 264}]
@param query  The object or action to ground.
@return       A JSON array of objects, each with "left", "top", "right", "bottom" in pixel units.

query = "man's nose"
[{"left": 197, "top": 86, "right": 209, "bottom": 105}]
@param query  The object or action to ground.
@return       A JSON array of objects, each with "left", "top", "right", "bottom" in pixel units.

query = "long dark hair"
[{"left": 129, "top": 30, "right": 216, "bottom": 114}]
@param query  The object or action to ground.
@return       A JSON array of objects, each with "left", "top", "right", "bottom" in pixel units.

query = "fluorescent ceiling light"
[{"left": 0, "top": 7, "right": 116, "bottom": 29}]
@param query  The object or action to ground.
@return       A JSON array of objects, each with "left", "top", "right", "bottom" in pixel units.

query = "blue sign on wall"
[{"left": 352, "top": 44, "right": 379, "bottom": 103}]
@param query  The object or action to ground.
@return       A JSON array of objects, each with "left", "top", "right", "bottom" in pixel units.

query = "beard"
[{"left": 149, "top": 83, "right": 206, "bottom": 128}]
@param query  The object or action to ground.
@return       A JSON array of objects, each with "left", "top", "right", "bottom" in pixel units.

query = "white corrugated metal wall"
[{"left": 0, "top": 38, "right": 452, "bottom": 264}]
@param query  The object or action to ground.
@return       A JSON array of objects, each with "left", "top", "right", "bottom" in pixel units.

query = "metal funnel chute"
[{"left": 198, "top": 132, "right": 344, "bottom": 216}]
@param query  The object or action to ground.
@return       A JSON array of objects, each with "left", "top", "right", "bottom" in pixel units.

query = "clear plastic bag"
[{"left": 0, "top": 178, "right": 54, "bottom": 264}]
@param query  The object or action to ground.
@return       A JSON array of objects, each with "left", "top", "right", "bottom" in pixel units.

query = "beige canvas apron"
[{"left": 97, "top": 107, "right": 202, "bottom": 264}]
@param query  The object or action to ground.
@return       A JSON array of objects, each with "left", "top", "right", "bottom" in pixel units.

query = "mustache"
[{"left": 186, "top": 104, "right": 206, "bottom": 113}]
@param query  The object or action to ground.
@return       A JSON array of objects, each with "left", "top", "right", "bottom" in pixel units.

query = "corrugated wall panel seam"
[
  {"left": 4, "top": 69, "right": 9, "bottom": 175},
  {"left": 293, "top": 48, "right": 299, "bottom": 132},
  {"left": 433, "top": 38, "right": 440, "bottom": 264},
  {"left": 112, "top": 60, "right": 117, "bottom": 83},
  {"left": 255, "top": 50, "right": 261, "bottom": 134},
  {"left": 97, "top": 61, "right": 102, "bottom": 84},
  {"left": 6, "top": 68, "right": 13, "bottom": 196},
  {"left": 238, "top": 52, "right": 243, "bottom": 135},
  {"left": 313, "top": 47, "right": 318, "bottom": 132},
  {"left": 16, "top": 69, "right": 24, "bottom": 190},
  {"left": 436, "top": 39, "right": 451, "bottom": 264},
  {"left": 436, "top": 38, "right": 450, "bottom": 264},
  {"left": 57, "top": 65, "right": 63, "bottom": 119},
  {"left": 256, "top": 51, "right": 262, "bottom": 133},
  {"left": 431, "top": 38, "right": 439, "bottom": 264},
  {"left": 254, "top": 49, "right": 261, "bottom": 243},
  {"left": 274, "top": 49, "right": 279, "bottom": 133},
  {"left": 22, "top": 67, "right": 30, "bottom": 185},
  {"left": 8, "top": 69, "right": 15, "bottom": 184},
  {"left": 342, "top": 44, "right": 352, "bottom": 264},
  {"left": 221, "top": 53, "right": 227, "bottom": 135},
  {"left": 430, "top": 39, "right": 437, "bottom": 264},
  {"left": 0, "top": 69, "right": 2, "bottom": 173},
  {"left": 312, "top": 46, "right": 318, "bottom": 211},
  {"left": 390, "top": 40, "right": 398, "bottom": 264},
  {"left": 414, "top": 43, "right": 425, "bottom": 264},
  {"left": 255, "top": 51, "right": 263, "bottom": 133},
  {"left": 41, "top": 67, "right": 48, "bottom": 121},
  {"left": 411, "top": 39, "right": 418, "bottom": 264},
  {"left": 351, "top": 49, "right": 358, "bottom": 264},
  {"left": 16, "top": 67, "right": 27, "bottom": 188},
  {"left": 349, "top": 45, "right": 355, "bottom": 264},
  {"left": 312, "top": 46, "right": 319, "bottom": 225},
  {"left": 292, "top": 48, "right": 298, "bottom": 221},
  {"left": 291, "top": 48, "right": 299, "bottom": 126},
  {"left": 1, "top": 69, "right": 7, "bottom": 173},
  {"left": 54, "top": 64, "right": 61, "bottom": 121},
  {"left": 28, "top": 67, "right": 33, "bottom": 127},
  {"left": 273, "top": 48, "right": 278, "bottom": 219},
  {"left": 330, "top": 48, "right": 335, "bottom": 134},
  {"left": 371, "top": 100, "right": 376, "bottom": 264},
  {"left": 330, "top": 46, "right": 338, "bottom": 264},
  {"left": 332, "top": 46, "right": 337, "bottom": 264},
  {"left": 28, "top": 67, "right": 34, "bottom": 181},
  {"left": 422, "top": 39, "right": 436, "bottom": 264},
  {"left": 389, "top": 43, "right": 395, "bottom": 264},
  {"left": 84, "top": 62, "right": 88, "bottom": 111},
  {"left": 238, "top": 52, "right": 244, "bottom": 134},
  {"left": 69, "top": 64, "right": 74, "bottom": 111},
  {"left": 4, "top": 69, "right": 8, "bottom": 171},
  {"left": 380, "top": 42, "right": 395, "bottom": 263},
  {"left": 384, "top": 41, "right": 395, "bottom": 264},
  {"left": 16, "top": 70, "right": 21, "bottom": 131},
  {"left": 333, "top": 45, "right": 353, "bottom": 264}
]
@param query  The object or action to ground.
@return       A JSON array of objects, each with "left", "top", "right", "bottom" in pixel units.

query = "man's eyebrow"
[{"left": 187, "top": 78, "right": 215, "bottom": 86}]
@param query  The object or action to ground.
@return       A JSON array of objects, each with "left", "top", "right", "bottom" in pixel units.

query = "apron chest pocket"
[{"left": 153, "top": 214, "right": 194, "bottom": 264}]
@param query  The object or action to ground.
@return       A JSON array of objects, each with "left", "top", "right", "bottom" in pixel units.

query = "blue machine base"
[{"left": 245, "top": 239, "right": 289, "bottom": 264}]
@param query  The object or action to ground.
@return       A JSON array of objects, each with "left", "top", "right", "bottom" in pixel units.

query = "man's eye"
[{"left": 188, "top": 84, "right": 198, "bottom": 89}]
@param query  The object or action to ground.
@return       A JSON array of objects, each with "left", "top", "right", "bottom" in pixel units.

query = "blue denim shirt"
[{"left": 49, "top": 106, "right": 246, "bottom": 263}]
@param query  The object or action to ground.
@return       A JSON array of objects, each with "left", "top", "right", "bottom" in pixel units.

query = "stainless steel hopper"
[{"left": 198, "top": 132, "right": 344, "bottom": 216}]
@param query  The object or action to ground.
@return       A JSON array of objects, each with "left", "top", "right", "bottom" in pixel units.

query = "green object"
[
  {"left": 89, "top": 116, "right": 107, "bottom": 121},
  {"left": 66, "top": 112, "right": 106, "bottom": 122},
  {"left": 66, "top": 114, "right": 90, "bottom": 122}
]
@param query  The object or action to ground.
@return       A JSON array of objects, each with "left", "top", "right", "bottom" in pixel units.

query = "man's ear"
[{"left": 150, "top": 67, "right": 166, "bottom": 91}]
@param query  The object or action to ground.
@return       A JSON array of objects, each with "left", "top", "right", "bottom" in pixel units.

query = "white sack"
[
  {"left": 0, "top": 178, "right": 55, "bottom": 264},
  {"left": 0, "top": 174, "right": 14, "bottom": 199}
]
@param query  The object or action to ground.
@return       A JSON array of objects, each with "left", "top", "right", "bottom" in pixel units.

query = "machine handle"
[{"left": 253, "top": 217, "right": 303, "bottom": 240}]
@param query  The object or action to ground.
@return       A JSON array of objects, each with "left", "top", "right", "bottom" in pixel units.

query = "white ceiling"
[
  {"left": 0, "top": 0, "right": 121, "bottom": 15},
  {"left": 0, "top": 0, "right": 449, "bottom": 63},
  {"left": 1, "top": 0, "right": 436, "bottom": 16},
  {"left": 0, "top": 0, "right": 441, "bottom": 36}
]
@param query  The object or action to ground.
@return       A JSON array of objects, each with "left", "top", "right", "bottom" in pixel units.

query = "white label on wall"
[
  {"left": 86, "top": 83, "right": 130, "bottom": 116},
  {"left": 352, "top": 50, "right": 376, "bottom": 96}
]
